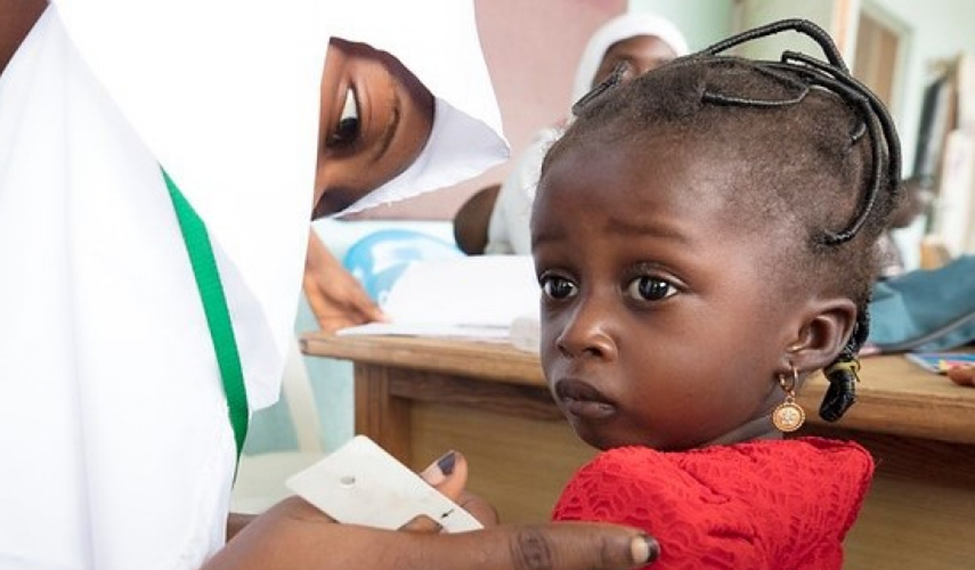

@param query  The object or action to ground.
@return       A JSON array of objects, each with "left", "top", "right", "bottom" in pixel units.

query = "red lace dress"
[{"left": 552, "top": 437, "right": 874, "bottom": 570}]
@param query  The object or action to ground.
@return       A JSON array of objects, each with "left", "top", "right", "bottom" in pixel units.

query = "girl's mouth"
[{"left": 555, "top": 379, "right": 617, "bottom": 420}]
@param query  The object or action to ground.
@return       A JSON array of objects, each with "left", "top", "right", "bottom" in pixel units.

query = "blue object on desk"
[
  {"left": 868, "top": 255, "right": 975, "bottom": 352},
  {"left": 343, "top": 229, "right": 463, "bottom": 304}
]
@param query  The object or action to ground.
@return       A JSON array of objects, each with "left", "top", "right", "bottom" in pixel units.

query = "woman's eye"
[
  {"left": 540, "top": 276, "right": 577, "bottom": 300},
  {"left": 626, "top": 276, "right": 677, "bottom": 302},
  {"left": 327, "top": 88, "right": 359, "bottom": 148},
  {"left": 605, "top": 60, "right": 635, "bottom": 83}
]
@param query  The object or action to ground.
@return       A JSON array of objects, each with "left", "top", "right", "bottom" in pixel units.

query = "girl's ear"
[{"left": 783, "top": 297, "right": 858, "bottom": 373}]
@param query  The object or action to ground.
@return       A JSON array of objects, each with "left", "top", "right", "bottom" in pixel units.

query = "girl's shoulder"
[{"left": 569, "top": 436, "right": 872, "bottom": 480}]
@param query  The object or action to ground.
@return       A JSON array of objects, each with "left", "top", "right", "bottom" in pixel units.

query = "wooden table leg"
[{"left": 353, "top": 363, "right": 413, "bottom": 465}]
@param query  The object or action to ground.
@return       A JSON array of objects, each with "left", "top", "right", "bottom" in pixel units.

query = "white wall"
[
  {"left": 866, "top": 0, "right": 975, "bottom": 173},
  {"left": 628, "top": 0, "right": 735, "bottom": 51}
]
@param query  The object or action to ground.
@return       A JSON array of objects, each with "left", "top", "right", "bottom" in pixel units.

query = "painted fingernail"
[
  {"left": 437, "top": 450, "right": 457, "bottom": 475},
  {"left": 630, "top": 534, "right": 660, "bottom": 564},
  {"left": 420, "top": 450, "right": 456, "bottom": 485}
]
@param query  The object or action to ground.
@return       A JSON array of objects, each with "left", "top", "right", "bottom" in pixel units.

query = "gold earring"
[{"left": 772, "top": 364, "right": 805, "bottom": 432}]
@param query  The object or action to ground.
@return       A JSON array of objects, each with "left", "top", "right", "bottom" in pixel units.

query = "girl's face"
[
  {"left": 532, "top": 136, "right": 796, "bottom": 452},
  {"left": 313, "top": 38, "right": 435, "bottom": 217}
]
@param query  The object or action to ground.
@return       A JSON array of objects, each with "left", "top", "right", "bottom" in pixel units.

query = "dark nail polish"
[
  {"left": 646, "top": 534, "right": 660, "bottom": 563},
  {"left": 631, "top": 534, "right": 660, "bottom": 564},
  {"left": 437, "top": 450, "right": 457, "bottom": 476}
]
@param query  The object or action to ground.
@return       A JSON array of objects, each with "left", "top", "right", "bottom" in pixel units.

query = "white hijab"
[
  {"left": 570, "top": 12, "right": 690, "bottom": 104},
  {"left": 0, "top": 4, "right": 506, "bottom": 567},
  {"left": 52, "top": 0, "right": 508, "bottom": 375}
]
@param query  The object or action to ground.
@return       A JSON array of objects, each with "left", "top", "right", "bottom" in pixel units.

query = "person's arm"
[
  {"left": 207, "top": 497, "right": 657, "bottom": 570},
  {"left": 226, "top": 513, "right": 256, "bottom": 541},
  {"left": 0, "top": 0, "right": 48, "bottom": 75},
  {"left": 215, "top": 449, "right": 657, "bottom": 569},
  {"left": 453, "top": 184, "right": 502, "bottom": 255},
  {"left": 948, "top": 365, "right": 975, "bottom": 387},
  {"left": 303, "top": 229, "right": 386, "bottom": 333}
]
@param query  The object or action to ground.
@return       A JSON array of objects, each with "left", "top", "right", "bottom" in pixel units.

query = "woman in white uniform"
[
  {"left": 0, "top": 1, "right": 658, "bottom": 569},
  {"left": 454, "top": 12, "right": 690, "bottom": 256}
]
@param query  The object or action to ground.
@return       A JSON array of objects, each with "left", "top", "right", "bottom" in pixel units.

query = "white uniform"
[
  {"left": 485, "top": 126, "right": 561, "bottom": 255},
  {"left": 0, "top": 1, "right": 506, "bottom": 568}
]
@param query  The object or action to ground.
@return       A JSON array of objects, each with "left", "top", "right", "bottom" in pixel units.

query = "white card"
[{"left": 286, "top": 435, "right": 483, "bottom": 533}]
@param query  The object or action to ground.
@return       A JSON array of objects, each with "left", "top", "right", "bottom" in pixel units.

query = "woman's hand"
[
  {"left": 406, "top": 450, "right": 499, "bottom": 531},
  {"left": 303, "top": 230, "right": 386, "bottom": 333},
  {"left": 947, "top": 364, "right": 975, "bottom": 387},
  {"left": 208, "top": 497, "right": 657, "bottom": 570},
  {"left": 212, "top": 450, "right": 658, "bottom": 569}
]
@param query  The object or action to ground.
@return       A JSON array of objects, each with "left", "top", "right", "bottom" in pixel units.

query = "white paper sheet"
[{"left": 337, "top": 255, "right": 539, "bottom": 340}]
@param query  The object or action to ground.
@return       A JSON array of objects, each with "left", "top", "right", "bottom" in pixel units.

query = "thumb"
[
  {"left": 419, "top": 451, "right": 499, "bottom": 528},
  {"left": 419, "top": 450, "right": 465, "bottom": 501},
  {"left": 398, "top": 451, "right": 469, "bottom": 533}
]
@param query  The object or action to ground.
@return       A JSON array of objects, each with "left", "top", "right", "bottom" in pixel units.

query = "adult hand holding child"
[{"left": 213, "top": 449, "right": 659, "bottom": 570}]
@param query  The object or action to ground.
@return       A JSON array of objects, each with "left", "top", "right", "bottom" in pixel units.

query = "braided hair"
[{"left": 546, "top": 19, "right": 902, "bottom": 422}]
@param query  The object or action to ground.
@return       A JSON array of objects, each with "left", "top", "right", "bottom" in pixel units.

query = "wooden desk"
[{"left": 302, "top": 333, "right": 975, "bottom": 570}]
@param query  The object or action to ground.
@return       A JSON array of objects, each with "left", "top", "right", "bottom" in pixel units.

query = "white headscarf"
[
  {"left": 325, "top": 4, "right": 510, "bottom": 215},
  {"left": 571, "top": 12, "right": 690, "bottom": 104},
  {"left": 0, "top": 3, "right": 507, "bottom": 567},
  {"left": 52, "top": 0, "right": 508, "bottom": 368}
]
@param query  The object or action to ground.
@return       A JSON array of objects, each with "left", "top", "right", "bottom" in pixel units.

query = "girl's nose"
[{"left": 555, "top": 295, "right": 618, "bottom": 361}]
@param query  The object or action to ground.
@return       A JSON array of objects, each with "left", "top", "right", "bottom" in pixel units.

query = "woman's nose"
[{"left": 555, "top": 295, "right": 618, "bottom": 360}]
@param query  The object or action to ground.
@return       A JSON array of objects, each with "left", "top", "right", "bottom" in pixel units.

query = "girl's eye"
[
  {"left": 327, "top": 88, "right": 359, "bottom": 148},
  {"left": 540, "top": 276, "right": 578, "bottom": 300},
  {"left": 626, "top": 276, "right": 677, "bottom": 302}
]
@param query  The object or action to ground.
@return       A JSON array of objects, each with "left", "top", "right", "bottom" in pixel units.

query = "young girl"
[{"left": 531, "top": 19, "right": 901, "bottom": 569}]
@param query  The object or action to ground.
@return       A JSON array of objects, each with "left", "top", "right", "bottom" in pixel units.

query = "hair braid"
[{"left": 820, "top": 303, "right": 870, "bottom": 421}]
